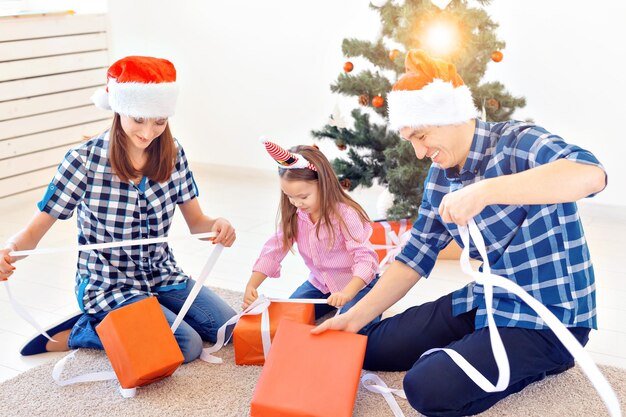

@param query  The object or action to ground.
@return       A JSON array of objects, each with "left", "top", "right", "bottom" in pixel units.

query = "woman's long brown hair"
[
  {"left": 278, "top": 145, "right": 370, "bottom": 251},
  {"left": 108, "top": 113, "right": 177, "bottom": 183}
]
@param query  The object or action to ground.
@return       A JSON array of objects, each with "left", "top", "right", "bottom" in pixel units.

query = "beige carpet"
[{"left": 1, "top": 288, "right": 625, "bottom": 417}]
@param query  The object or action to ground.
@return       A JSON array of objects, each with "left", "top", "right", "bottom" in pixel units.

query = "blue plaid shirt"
[
  {"left": 397, "top": 119, "right": 605, "bottom": 330},
  {"left": 38, "top": 131, "right": 199, "bottom": 314}
]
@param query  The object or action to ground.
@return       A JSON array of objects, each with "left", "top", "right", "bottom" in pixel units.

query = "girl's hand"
[
  {"left": 326, "top": 291, "right": 354, "bottom": 308},
  {"left": 242, "top": 285, "right": 258, "bottom": 310},
  {"left": 0, "top": 246, "right": 17, "bottom": 282},
  {"left": 211, "top": 218, "right": 236, "bottom": 247}
]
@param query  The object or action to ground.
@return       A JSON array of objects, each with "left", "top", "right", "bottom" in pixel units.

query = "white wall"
[{"left": 102, "top": 0, "right": 625, "bottom": 206}]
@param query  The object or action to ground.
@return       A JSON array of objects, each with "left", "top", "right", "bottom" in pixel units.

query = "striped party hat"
[{"left": 259, "top": 137, "right": 317, "bottom": 171}]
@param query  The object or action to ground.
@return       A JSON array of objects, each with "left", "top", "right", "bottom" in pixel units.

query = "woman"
[{"left": 0, "top": 56, "right": 236, "bottom": 363}]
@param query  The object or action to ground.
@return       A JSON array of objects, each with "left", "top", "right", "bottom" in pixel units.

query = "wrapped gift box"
[
  {"left": 233, "top": 301, "right": 314, "bottom": 365},
  {"left": 250, "top": 320, "right": 367, "bottom": 417},
  {"left": 96, "top": 297, "right": 184, "bottom": 389},
  {"left": 370, "top": 219, "right": 412, "bottom": 264}
]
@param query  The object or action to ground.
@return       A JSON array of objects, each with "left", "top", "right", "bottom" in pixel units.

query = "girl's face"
[
  {"left": 280, "top": 178, "right": 320, "bottom": 219},
  {"left": 120, "top": 115, "right": 168, "bottom": 152}
]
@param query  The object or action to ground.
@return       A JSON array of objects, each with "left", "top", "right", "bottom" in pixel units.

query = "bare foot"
[{"left": 45, "top": 329, "right": 71, "bottom": 352}]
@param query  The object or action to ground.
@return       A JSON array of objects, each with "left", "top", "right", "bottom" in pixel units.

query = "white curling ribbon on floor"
[
  {"left": 419, "top": 219, "right": 621, "bottom": 417},
  {"left": 361, "top": 373, "right": 407, "bottom": 417},
  {"left": 200, "top": 295, "right": 329, "bottom": 364}
]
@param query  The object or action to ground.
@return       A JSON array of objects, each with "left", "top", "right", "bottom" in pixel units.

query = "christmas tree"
[{"left": 312, "top": 0, "right": 526, "bottom": 220}]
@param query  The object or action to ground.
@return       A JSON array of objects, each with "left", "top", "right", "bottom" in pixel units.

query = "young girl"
[
  {"left": 0, "top": 56, "right": 237, "bottom": 363},
  {"left": 243, "top": 139, "right": 380, "bottom": 334}
]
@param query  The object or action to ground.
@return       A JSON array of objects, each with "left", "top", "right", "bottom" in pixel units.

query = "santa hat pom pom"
[{"left": 91, "top": 88, "right": 111, "bottom": 110}]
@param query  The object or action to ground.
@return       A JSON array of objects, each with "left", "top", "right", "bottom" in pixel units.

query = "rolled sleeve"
[
  {"left": 511, "top": 130, "right": 607, "bottom": 198},
  {"left": 252, "top": 233, "right": 289, "bottom": 278},
  {"left": 340, "top": 208, "right": 378, "bottom": 284},
  {"left": 37, "top": 149, "right": 87, "bottom": 220}
]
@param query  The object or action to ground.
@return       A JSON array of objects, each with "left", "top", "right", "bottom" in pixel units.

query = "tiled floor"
[{"left": 0, "top": 163, "right": 625, "bottom": 383}]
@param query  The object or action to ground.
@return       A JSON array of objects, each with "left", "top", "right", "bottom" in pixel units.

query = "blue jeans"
[
  {"left": 363, "top": 291, "right": 590, "bottom": 417},
  {"left": 290, "top": 276, "right": 380, "bottom": 335},
  {"left": 68, "top": 279, "right": 236, "bottom": 363}
]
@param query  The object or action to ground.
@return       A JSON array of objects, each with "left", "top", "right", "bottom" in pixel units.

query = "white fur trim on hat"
[
  {"left": 91, "top": 88, "right": 111, "bottom": 111},
  {"left": 101, "top": 79, "right": 179, "bottom": 118},
  {"left": 387, "top": 79, "right": 478, "bottom": 130}
]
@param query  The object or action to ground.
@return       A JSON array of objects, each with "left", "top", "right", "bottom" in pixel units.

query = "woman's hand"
[
  {"left": 211, "top": 218, "right": 236, "bottom": 247},
  {"left": 0, "top": 245, "right": 17, "bottom": 281}
]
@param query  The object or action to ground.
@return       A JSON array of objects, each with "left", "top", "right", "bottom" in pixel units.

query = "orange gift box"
[
  {"left": 250, "top": 320, "right": 367, "bottom": 417},
  {"left": 95, "top": 297, "right": 184, "bottom": 389},
  {"left": 370, "top": 219, "right": 412, "bottom": 263},
  {"left": 233, "top": 301, "right": 314, "bottom": 365}
]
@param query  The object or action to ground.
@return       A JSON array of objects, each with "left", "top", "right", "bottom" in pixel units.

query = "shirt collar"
[
  {"left": 85, "top": 130, "right": 114, "bottom": 174},
  {"left": 445, "top": 119, "right": 492, "bottom": 179}
]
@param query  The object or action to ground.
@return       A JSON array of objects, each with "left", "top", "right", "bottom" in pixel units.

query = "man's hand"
[
  {"left": 439, "top": 181, "right": 489, "bottom": 226},
  {"left": 310, "top": 312, "right": 361, "bottom": 335}
]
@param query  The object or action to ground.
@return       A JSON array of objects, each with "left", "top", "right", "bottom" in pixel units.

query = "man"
[{"left": 312, "top": 50, "right": 607, "bottom": 416}]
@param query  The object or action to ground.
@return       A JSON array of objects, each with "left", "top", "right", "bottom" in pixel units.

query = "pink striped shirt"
[{"left": 253, "top": 203, "right": 379, "bottom": 294}]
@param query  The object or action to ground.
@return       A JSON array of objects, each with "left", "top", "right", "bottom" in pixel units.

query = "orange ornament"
[
  {"left": 491, "top": 51, "right": 503, "bottom": 63},
  {"left": 372, "top": 95, "right": 385, "bottom": 108},
  {"left": 343, "top": 61, "right": 354, "bottom": 72},
  {"left": 388, "top": 49, "right": 399, "bottom": 61}
]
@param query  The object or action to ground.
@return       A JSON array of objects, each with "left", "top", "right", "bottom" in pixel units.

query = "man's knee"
[{"left": 403, "top": 362, "right": 459, "bottom": 416}]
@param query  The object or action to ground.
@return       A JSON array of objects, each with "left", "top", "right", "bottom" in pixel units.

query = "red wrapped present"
[
  {"left": 233, "top": 301, "right": 315, "bottom": 365},
  {"left": 250, "top": 320, "right": 367, "bottom": 417},
  {"left": 369, "top": 219, "right": 412, "bottom": 266},
  {"left": 95, "top": 297, "right": 184, "bottom": 389}
]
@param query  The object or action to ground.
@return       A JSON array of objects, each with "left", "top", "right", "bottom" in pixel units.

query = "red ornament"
[
  {"left": 491, "top": 51, "right": 503, "bottom": 63},
  {"left": 340, "top": 178, "right": 352, "bottom": 190},
  {"left": 343, "top": 61, "right": 354, "bottom": 72},
  {"left": 388, "top": 49, "right": 400, "bottom": 61},
  {"left": 372, "top": 95, "right": 385, "bottom": 108}
]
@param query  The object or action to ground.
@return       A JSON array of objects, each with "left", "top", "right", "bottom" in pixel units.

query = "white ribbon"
[
  {"left": 361, "top": 373, "right": 407, "bottom": 417},
  {"left": 5, "top": 232, "right": 219, "bottom": 398},
  {"left": 200, "top": 295, "right": 329, "bottom": 364},
  {"left": 364, "top": 219, "right": 621, "bottom": 417},
  {"left": 420, "top": 219, "right": 621, "bottom": 416},
  {"left": 170, "top": 244, "right": 224, "bottom": 333}
]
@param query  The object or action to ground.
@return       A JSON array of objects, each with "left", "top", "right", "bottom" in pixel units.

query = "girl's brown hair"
[
  {"left": 278, "top": 145, "right": 370, "bottom": 251},
  {"left": 108, "top": 113, "right": 177, "bottom": 183}
]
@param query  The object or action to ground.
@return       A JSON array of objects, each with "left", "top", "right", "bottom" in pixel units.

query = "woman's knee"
[{"left": 177, "top": 327, "right": 203, "bottom": 363}]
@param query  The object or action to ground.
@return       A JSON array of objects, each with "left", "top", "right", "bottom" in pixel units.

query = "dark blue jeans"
[
  {"left": 363, "top": 292, "right": 590, "bottom": 417},
  {"left": 68, "top": 279, "right": 236, "bottom": 363},
  {"left": 290, "top": 276, "right": 381, "bottom": 334}
]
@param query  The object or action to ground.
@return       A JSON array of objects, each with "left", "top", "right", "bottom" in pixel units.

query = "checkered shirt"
[
  {"left": 38, "top": 131, "right": 199, "bottom": 314},
  {"left": 396, "top": 119, "right": 606, "bottom": 330}
]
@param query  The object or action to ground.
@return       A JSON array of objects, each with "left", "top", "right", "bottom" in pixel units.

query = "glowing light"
[{"left": 423, "top": 19, "right": 459, "bottom": 57}]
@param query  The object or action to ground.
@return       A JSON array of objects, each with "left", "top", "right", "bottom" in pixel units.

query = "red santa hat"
[
  {"left": 91, "top": 56, "right": 178, "bottom": 118},
  {"left": 259, "top": 137, "right": 317, "bottom": 171},
  {"left": 387, "top": 49, "right": 478, "bottom": 130}
]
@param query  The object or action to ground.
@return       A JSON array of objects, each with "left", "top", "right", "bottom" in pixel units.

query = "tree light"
[{"left": 423, "top": 19, "right": 459, "bottom": 57}]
